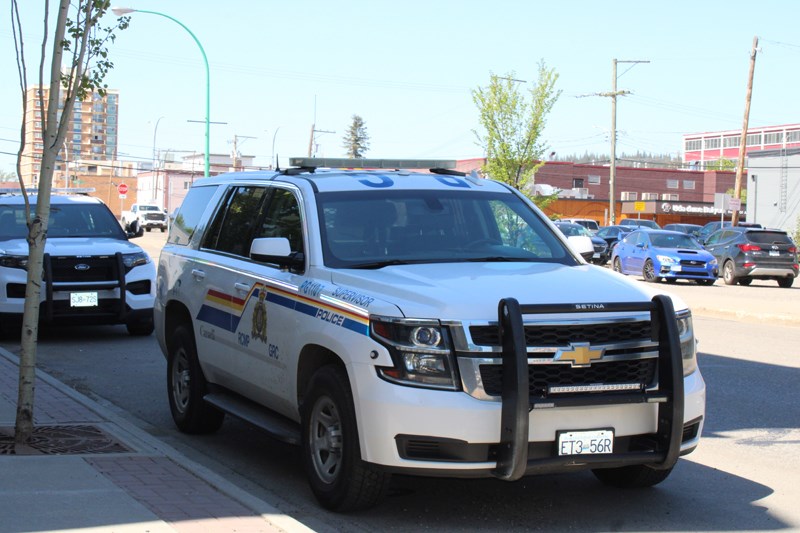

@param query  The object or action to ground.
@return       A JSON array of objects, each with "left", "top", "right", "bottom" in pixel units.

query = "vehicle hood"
[
  {"left": 329, "top": 262, "right": 686, "bottom": 320},
  {"left": 653, "top": 247, "right": 716, "bottom": 260},
  {"left": 0, "top": 237, "right": 145, "bottom": 256}
]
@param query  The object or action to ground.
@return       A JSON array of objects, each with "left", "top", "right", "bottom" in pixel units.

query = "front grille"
[
  {"left": 48, "top": 255, "right": 118, "bottom": 283},
  {"left": 593, "top": 243, "right": 607, "bottom": 253},
  {"left": 680, "top": 259, "right": 706, "bottom": 267},
  {"left": 470, "top": 321, "right": 653, "bottom": 347},
  {"left": 479, "top": 358, "right": 657, "bottom": 397},
  {"left": 143, "top": 213, "right": 165, "bottom": 222}
]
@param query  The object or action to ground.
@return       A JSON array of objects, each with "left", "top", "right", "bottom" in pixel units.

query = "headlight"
[
  {"left": 0, "top": 254, "right": 29, "bottom": 270},
  {"left": 121, "top": 251, "right": 150, "bottom": 270},
  {"left": 709, "top": 258, "right": 718, "bottom": 266},
  {"left": 676, "top": 310, "right": 697, "bottom": 376},
  {"left": 657, "top": 255, "right": 677, "bottom": 265},
  {"left": 371, "top": 317, "right": 459, "bottom": 390}
]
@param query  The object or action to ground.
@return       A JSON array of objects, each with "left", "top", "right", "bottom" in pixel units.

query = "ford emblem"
[{"left": 74, "top": 263, "right": 91, "bottom": 271}]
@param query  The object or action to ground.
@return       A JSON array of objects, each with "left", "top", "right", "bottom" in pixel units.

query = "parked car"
[
  {"left": 619, "top": 218, "right": 661, "bottom": 230},
  {"left": 611, "top": 229, "right": 719, "bottom": 285},
  {"left": 560, "top": 218, "right": 600, "bottom": 234},
  {"left": 662, "top": 223, "right": 702, "bottom": 238},
  {"left": 596, "top": 225, "right": 635, "bottom": 253},
  {"left": 696, "top": 221, "right": 731, "bottom": 244},
  {"left": 553, "top": 221, "right": 596, "bottom": 262},
  {"left": 703, "top": 227, "right": 798, "bottom": 287},
  {"left": 0, "top": 191, "right": 155, "bottom": 337}
]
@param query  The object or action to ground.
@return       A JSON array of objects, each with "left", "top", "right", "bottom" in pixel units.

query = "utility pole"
[
  {"left": 732, "top": 36, "right": 759, "bottom": 226},
  {"left": 591, "top": 59, "right": 649, "bottom": 224},
  {"left": 307, "top": 95, "right": 335, "bottom": 158},
  {"left": 230, "top": 134, "right": 256, "bottom": 170}
]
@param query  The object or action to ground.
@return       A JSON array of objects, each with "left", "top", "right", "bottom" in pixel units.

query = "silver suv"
[{"left": 0, "top": 190, "right": 156, "bottom": 336}]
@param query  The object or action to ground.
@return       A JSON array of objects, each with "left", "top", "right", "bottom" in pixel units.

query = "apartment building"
[{"left": 20, "top": 86, "right": 119, "bottom": 186}]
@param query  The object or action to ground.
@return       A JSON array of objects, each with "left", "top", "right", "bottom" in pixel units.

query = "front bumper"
[{"left": 352, "top": 296, "right": 705, "bottom": 477}]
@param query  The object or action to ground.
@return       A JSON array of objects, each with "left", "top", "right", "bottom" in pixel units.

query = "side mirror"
[{"left": 250, "top": 237, "right": 304, "bottom": 270}]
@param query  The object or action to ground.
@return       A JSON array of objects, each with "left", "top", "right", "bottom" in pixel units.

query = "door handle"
[
  {"left": 234, "top": 282, "right": 251, "bottom": 293},
  {"left": 191, "top": 269, "right": 205, "bottom": 281}
]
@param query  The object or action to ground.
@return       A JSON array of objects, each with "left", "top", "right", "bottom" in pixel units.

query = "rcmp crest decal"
[{"left": 251, "top": 290, "right": 268, "bottom": 342}]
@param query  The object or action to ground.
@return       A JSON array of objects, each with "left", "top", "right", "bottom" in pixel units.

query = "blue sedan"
[{"left": 611, "top": 229, "right": 719, "bottom": 285}]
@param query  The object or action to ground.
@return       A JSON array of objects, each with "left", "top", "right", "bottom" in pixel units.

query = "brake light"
[
  {"left": 737, "top": 243, "right": 761, "bottom": 252},
  {"left": 789, "top": 246, "right": 797, "bottom": 254}
]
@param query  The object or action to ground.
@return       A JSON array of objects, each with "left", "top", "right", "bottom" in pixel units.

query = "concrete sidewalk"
[{"left": 0, "top": 349, "right": 313, "bottom": 533}]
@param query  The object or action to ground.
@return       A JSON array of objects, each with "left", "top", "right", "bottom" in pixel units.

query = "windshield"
[
  {"left": 0, "top": 203, "right": 128, "bottom": 241},
  {"left": 140, "top": 205, "right": 160, "bottom": 212},
  {"left": 649, "top": 232, "right": 702, "bottom": 250},
  {"left": 558, "top": 224, "right": 590, "bottom": 237},
  {"left": 317, "top": 190, "right": 575, "bottom": 268}
]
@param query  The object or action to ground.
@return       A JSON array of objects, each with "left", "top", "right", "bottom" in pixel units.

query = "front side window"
[
  {"left": 255, "top": 188, "right": 304, "bottom": 255},
  {"left": 203, "top": 186, "right": 268, "bottom": 256},
  {"left": 317, "top": 189, "right": 573, "bottom": 268},
  {"left": 170, "top": 185, "right": 219, "bottom": 246}
]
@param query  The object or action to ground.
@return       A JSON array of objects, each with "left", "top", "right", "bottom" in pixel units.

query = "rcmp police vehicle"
[{"left": 154, "top": 158, "right": 705, "bottom": 512}]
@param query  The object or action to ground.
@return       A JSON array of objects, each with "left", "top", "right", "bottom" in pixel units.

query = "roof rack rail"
[
  {"left": 287, "top": 157, "right": 457, "bottom": 170},
  {"left": 0, "top": 187, "right": 96, "bottom": 195}
]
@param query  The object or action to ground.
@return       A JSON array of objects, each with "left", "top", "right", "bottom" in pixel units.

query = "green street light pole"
[{"left": 112, "top": 7, "right": 210, "bottom": 177}]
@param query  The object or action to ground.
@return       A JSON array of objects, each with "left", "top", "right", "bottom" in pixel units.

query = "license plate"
[
  {"left": 558, "top": 429, "right": 614, "bottom": 456},
  {"left": 70, "top": 292, "right": 98, "bottom": 307},
  {"left": 670, "top": 264, "right": 682, "bottom": 272},
  {"left": 769, "top": 250, "right": 779, "bottom": 256}
]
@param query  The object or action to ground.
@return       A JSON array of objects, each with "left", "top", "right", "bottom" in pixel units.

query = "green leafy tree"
[
  {"left": 707, "top": 158, "right": 736, "bottom": 171},
  {"left": 472, "top": 61, "right": 561, "bottom": 208},
  {"left": 342, "top": 114, "right": 370, "bottom": 158},
  {"left": 11, "top": 0, "right": 127, "bottom": 448}
]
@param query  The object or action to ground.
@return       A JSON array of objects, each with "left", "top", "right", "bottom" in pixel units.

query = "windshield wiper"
[
  {"left": 464, "top": 256, "right": 517, "bottom": 262},
  {"left": 348, "top": 259, "right": 416, "bottom": 269}
]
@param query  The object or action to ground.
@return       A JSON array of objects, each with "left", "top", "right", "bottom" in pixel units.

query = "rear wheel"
[
  {"left": 167, "top": 325, "right": 224, "bottom": 434},
  {"left": 778, "top": 277, "right": 794, "bottom": 288},
  {"left": 738, "top": 277, "right": 752, "bottom": 286},
  {"left": 722, "top": 261, "right": 737, "bottom": 285},
  {"left": 642, "top": 259, "right": 658, "bottom": 282},
  {"left": 301, "top": 365, "right": 391, "bottom": 511},
  {"left": 593, "top": 464, "right": 673, "bottom": 488}
]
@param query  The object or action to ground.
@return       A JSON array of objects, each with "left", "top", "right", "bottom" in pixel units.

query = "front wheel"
[
  {"left": 592, "top": 464, "right": 673, "bottom": 488},
  {"left": 167, "top": 325, "right": 224, "bottom": 434},
  {"left": 642, "top": 259, "right": 659, "bottom": 282},
  {"left": 613, "top": 257, "right": 623, "bottom": 274},
  {"left": 695, "top": 279, "right": 715, "bottom": 286},
  {"left": 722, "top": 260, "right": 737, "bottom": 285},
  {"left": 302, "top": 365, "right": 391, "bottom": 512}
]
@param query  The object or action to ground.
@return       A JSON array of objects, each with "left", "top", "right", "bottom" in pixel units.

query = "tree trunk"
[{"left": 14, "top": 0, "right": 71, "bottom": 449}]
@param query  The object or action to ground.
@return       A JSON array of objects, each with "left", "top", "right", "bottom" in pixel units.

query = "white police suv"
[
  {"left": 0, "top": 190, "right": 155, "bottom": 337},
  {"left": 155, "top": 158, "right": 705, "bottom": 511}
]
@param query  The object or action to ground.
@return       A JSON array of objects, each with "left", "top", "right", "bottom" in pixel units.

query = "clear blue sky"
[{"left": 2, "top": 0, "right": 799, "bottom": 173}]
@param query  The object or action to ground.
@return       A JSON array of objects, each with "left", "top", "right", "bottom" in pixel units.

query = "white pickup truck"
[
  {"left": 154, "top": 158, "right": 706, "bottom": 512},
  {"left": 121, "top": 203, "right": 168, "bottom": 232}
]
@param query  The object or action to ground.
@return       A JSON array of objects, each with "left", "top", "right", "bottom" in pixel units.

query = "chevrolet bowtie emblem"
[{"left": 555, "top": 343, "right": 604, "bottom": 366}]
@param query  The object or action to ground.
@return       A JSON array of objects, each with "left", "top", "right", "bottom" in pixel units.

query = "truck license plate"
[
  {"left": 70, "top": 292, "right": 98, "bottom": 307},
  {"left": 558, "top": 429, "right": 613, "bottom": 455}
]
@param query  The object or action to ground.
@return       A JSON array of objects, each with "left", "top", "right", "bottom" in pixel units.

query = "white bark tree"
[{"left": 11, "top": 0, "right": 128, "bottom": 448}]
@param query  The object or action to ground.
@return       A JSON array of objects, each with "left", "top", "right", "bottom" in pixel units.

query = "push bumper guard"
[
  {"left": 493, "top": 295, "right": 684, "bottom": 481},
  {"left": 42, "top": 252, "right": 128, "bottom": 322}
]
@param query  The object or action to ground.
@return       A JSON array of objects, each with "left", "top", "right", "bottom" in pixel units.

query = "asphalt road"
[{"left": 2, "top": 230, "right": 799, "bottom": 531}]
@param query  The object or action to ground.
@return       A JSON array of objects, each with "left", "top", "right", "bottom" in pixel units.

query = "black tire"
[
  {"left": 722, "top": 260, "right": 737, "bottom": 285},
  {"left": 642, "top": 259, "right": 658, "bottom": 282},
  {"left": 695, "top": 279, "right": 715, "bottom": 286},
  {"left": 592, "top": 464, "right": 674, "bottom": 488},
  {"left": 738, "top": 277, "right": 752, "bottom": 286},
  {"left": 778, "top": 277, "right": 794, "bottom": 288},
  {"left": 145, "top": 227, "right": 152, "bottom": 232},
  {"left": 666, "top": 278, "right": 678, "bottom": 284},
  {"left": 167, "top": 325, "right": 224, "bottom": 434},
  {"left": 160, "top": 227, "right": 167, "bottom": 233},
  {"left": 301, "top": 365, "right": 391, "bottom": 512},
  {"left": 613, "top": 257, "right": 623, "bottom": 274}
]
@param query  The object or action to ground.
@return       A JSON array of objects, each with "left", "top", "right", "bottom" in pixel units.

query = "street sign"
[
  {"left": 729, "top": 198, "right": 741, "bottom": 210},
  {"left": 117, "top": 183, "right": 128, "bottom": 195},
  {"left": 119, "top": 194, "right": 127, "bottom": 199},
  {"left": 634, "top": 201, "right": 646, "bottom": 212}
]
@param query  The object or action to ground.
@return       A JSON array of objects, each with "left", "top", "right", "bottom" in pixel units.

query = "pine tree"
[{"left": 342, "top": 115, "right": 370, "bottom": 158}]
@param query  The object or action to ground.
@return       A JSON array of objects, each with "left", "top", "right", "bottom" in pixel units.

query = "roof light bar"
[{"left": 288, "top": 157, "right": 457, "bottom": 170}]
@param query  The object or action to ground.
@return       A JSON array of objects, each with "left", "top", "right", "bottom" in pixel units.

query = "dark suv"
[{"left": 703, "top": 227, "right": 798, "bottom": 287}]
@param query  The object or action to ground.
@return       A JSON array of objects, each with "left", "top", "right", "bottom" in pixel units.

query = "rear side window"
[
  {"left": 170, "top": 186, "right": 219, "bottom": 246},
  {"left": 203, "top": 186, "right": 268, "bottom": 256}
]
